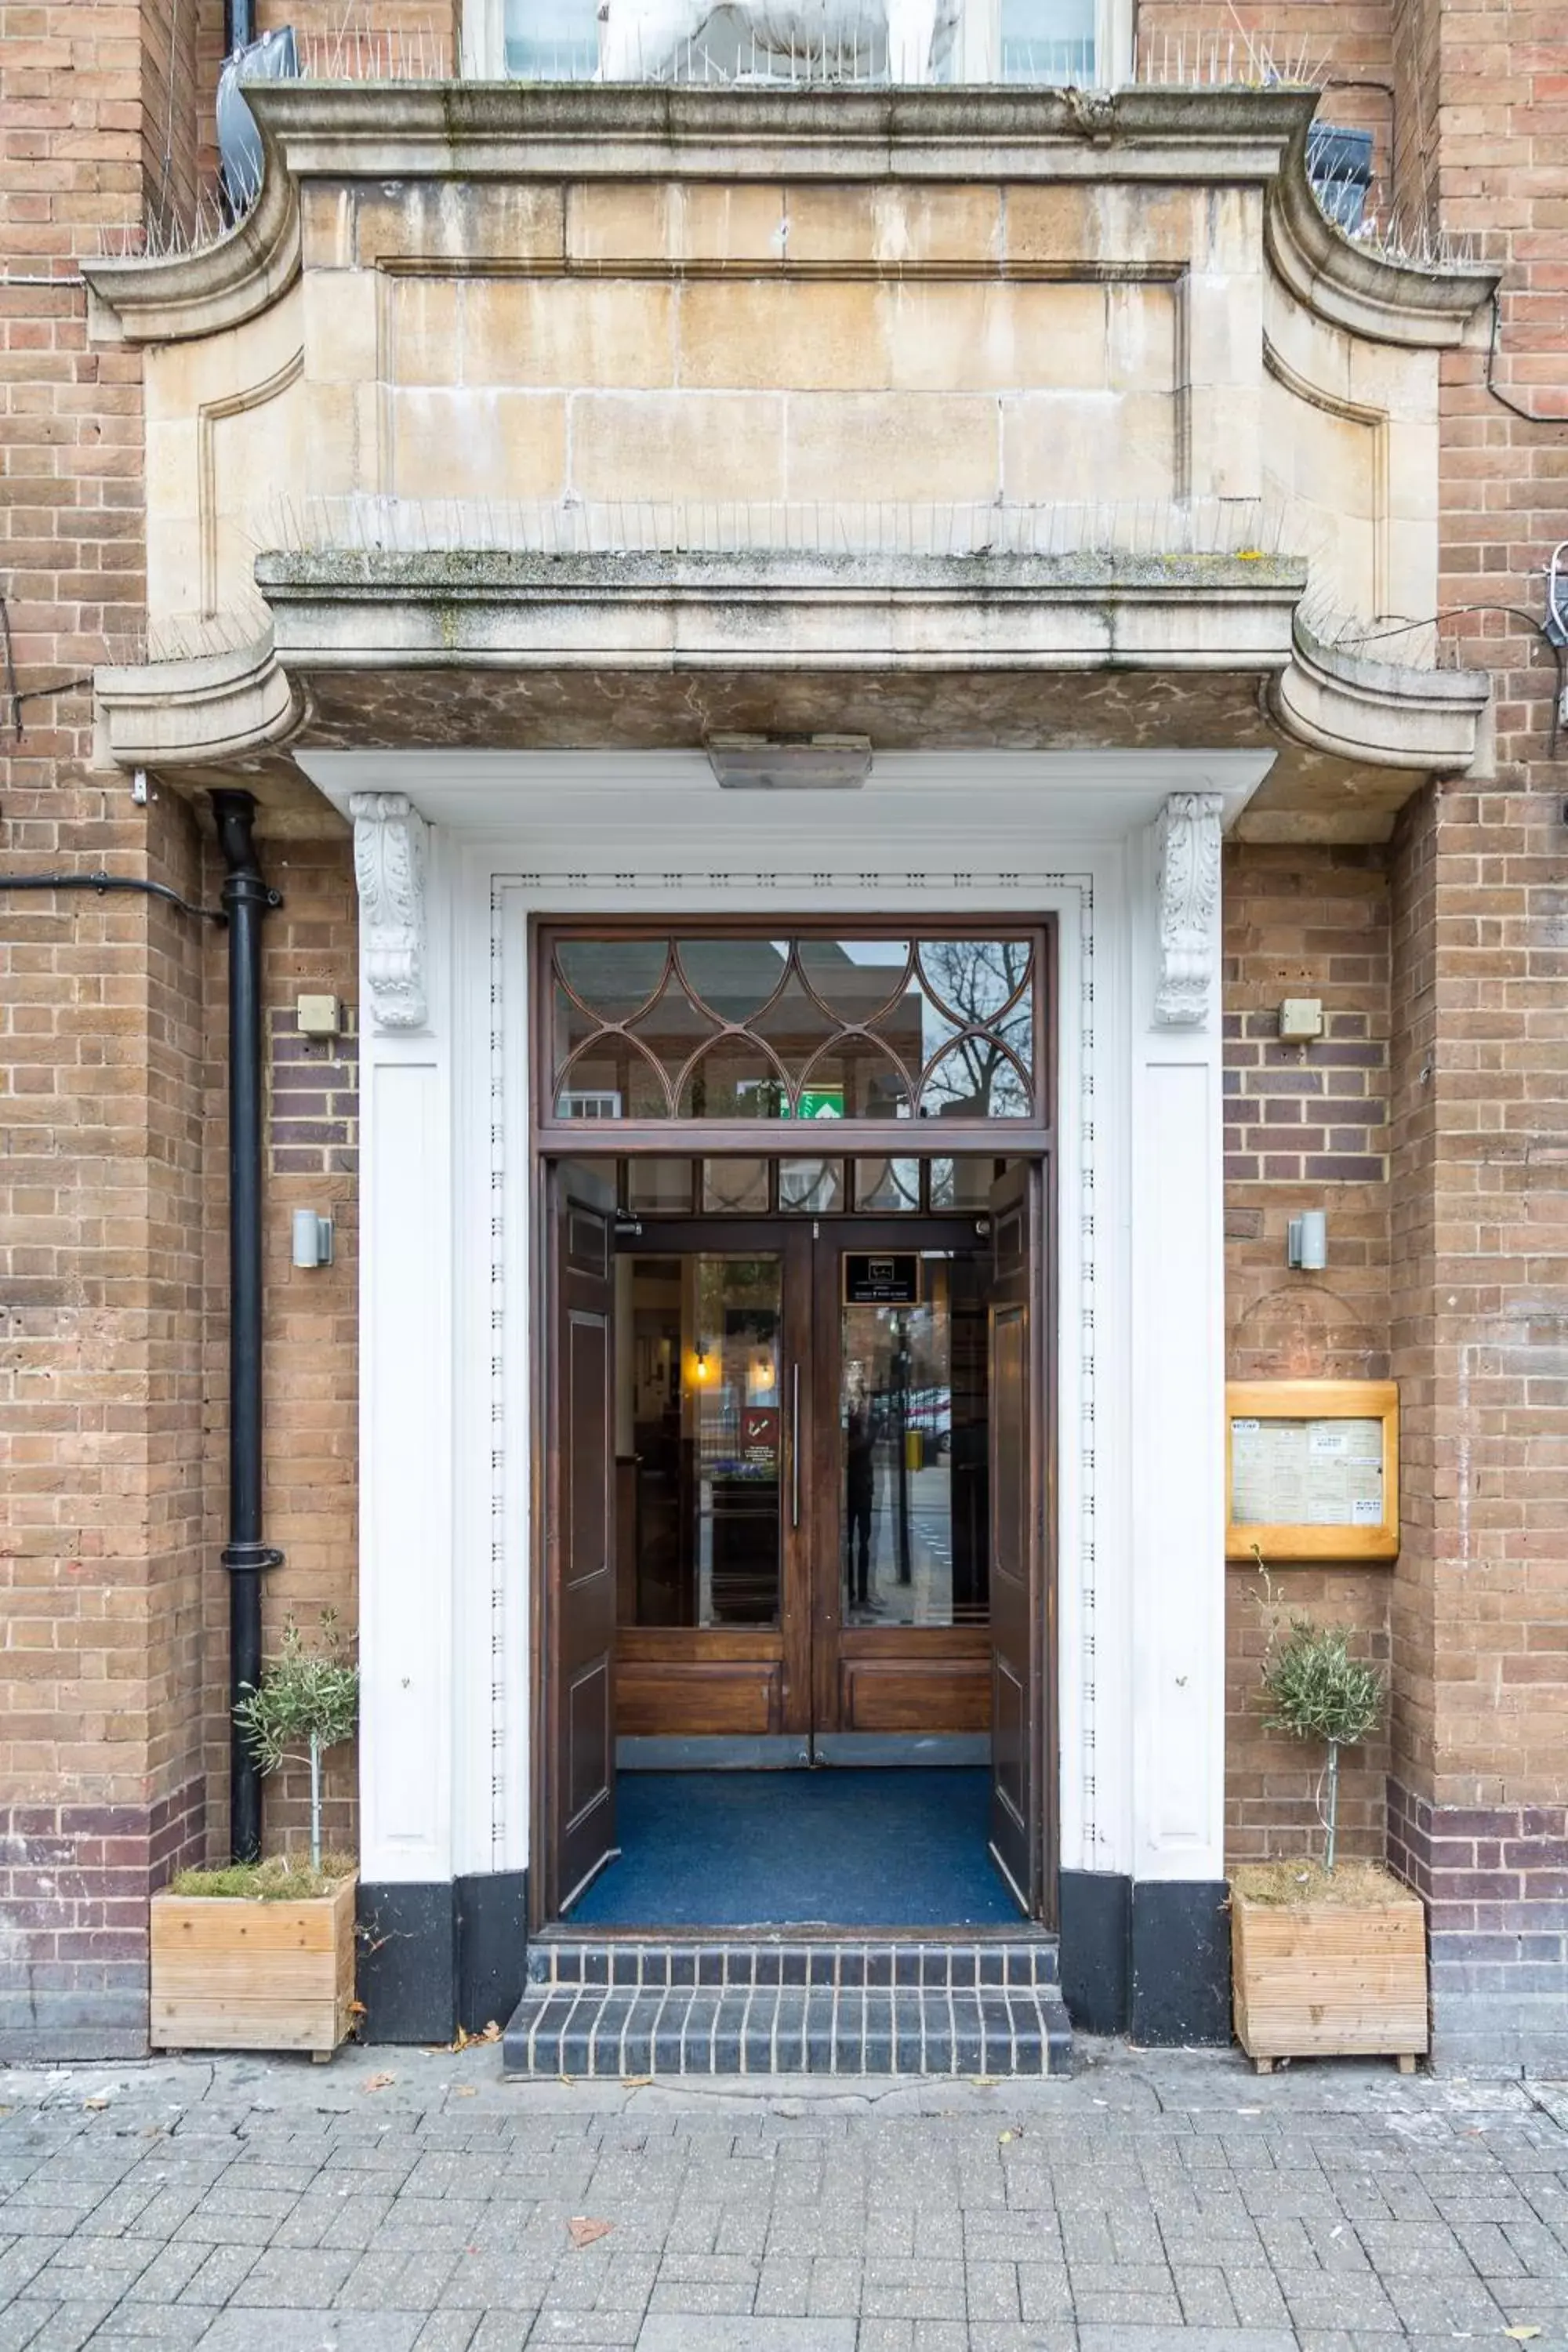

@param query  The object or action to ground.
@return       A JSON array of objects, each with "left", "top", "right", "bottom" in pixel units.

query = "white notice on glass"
[{"left": 1231, "top": 1416, "right": 1383, "bottom": 1529}]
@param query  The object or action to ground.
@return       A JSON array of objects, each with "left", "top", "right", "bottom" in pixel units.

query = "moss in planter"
[
  {"left": 1230, "top": 1859, "right": 1412, "bottom": 1907},
  {"left": 167, "top": 1853, "right": 357, "bottom": 1900}
]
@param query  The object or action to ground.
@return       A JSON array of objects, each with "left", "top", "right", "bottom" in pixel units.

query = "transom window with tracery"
[{"left": 543, "top": 930, "right": 1047, "bottom": 1131}]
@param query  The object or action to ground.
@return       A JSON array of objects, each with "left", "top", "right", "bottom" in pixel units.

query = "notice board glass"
[{"left": 1226, "top": 1379, "right": 1399, "bottom": 1563}]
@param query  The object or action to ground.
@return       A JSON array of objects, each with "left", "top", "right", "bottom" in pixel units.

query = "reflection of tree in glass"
[{"left": 916, "top": 940, "right": 1032, "bottom": 1116}]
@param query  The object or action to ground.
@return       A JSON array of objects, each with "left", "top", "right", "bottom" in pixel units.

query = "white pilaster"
[
  {"left": 1127, "top": 793, "right": 1227, "bottom": 1884},
  {"left": 354, "top": 790, "right": 455, "bottom": 1883}
]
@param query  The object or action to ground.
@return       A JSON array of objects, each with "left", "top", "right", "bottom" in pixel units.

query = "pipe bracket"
[{"left": 220, "top": 1542, "right": 286, "bottom": 1573}]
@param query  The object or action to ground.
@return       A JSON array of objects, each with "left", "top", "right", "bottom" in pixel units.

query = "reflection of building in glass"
[{"left": 840, "top": 1258, "right": 989, "bottom": 1629}]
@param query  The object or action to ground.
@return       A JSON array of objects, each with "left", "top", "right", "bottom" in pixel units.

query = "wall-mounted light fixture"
[
  {"left": 292, "top": 1208, "right": 335, "bottom": 1269},
  {"left": 692, "top": 1340, "right": 710, "bottom": 1382},
  {"left": 1287, "top": 1210, "right": 1327, "bottom": 1271}
]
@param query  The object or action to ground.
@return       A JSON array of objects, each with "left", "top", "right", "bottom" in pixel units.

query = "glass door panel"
[
  {"left": 619, "top": 1252, "right": 782, "bottom": 1631},
  {"left": 610, "top": 1211, "right": 1009, "bottom": 1754},
  {"left": 838, "top": 1255, "right": 990, "bottom": 1628}
]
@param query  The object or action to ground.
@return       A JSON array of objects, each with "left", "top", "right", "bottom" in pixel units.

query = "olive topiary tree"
[
  {"left": 1259, "top": 1610, "right": 1385, "bottom": 1875},
  {"left": 234, "top": 1612, "right": 359, "bottom": 1870}
]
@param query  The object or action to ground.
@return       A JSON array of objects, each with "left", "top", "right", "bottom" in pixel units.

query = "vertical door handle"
[{"left": 791, "top": 1362, "right": 800, "bottom": 1529}]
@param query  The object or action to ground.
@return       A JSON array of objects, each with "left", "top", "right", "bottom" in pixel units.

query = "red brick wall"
[
  {"left": 253, "top": 0, "right": 459, "bottom": 75},
  {"left": 203, "top": 836, "right": 362, "bottom": 1860},
  {"left": 1222, "top": 844, "right": 1396, "bottom": 1865},
  {"left": 1384, "top": 0, "right": 1568, "bottom": 2067},
  {"left": 1135, "top": 1, "right": 1398, "bottom": 191},
  {"left": 0, "top": 0, "right": 213, "bottom": 2057}
]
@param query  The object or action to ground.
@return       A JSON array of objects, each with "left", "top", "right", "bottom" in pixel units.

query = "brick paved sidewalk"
[{"left": 4, "top": 2039, "right": 1568, "bottom": 2352}]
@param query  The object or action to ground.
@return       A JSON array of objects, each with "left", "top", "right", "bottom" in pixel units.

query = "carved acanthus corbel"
[
  {"left": 350, "top": 791, "right": 428, "bottom": 1031},
  {"left": 1153, "top": 791, "right": 1224, "bottom": 1028}
]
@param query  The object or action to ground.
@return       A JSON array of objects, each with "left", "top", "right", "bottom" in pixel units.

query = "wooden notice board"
[{"left": 1226, "top": 1379, "right": 1399, "bottom": 1563}]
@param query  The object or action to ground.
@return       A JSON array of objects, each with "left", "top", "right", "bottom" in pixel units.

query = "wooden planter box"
[
  {"left": 151, "top": 1873, "right": 357, "bottom": 2060},
  {"left": 1232, "top": 1882, "right": 1428, "bottom": 2073}
]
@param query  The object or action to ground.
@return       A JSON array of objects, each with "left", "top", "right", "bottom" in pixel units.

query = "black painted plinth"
[
  {"left": 1131, "top": 1878, "right": 1230, "bottom": 2044},
  {"left": 356, "top": 1871, "right": 527, "bottom": 2045},
  {"left": 1059, "top": 1871, "right": 1230, "bottom": 2044}
]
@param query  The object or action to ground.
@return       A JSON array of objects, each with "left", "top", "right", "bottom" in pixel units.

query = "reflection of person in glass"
[{"left": 845, "top": 1398, "right": 882, "bottom": 1616}]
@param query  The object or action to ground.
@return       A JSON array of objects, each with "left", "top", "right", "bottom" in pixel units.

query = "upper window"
[
  {"left": 545, "top": 931, "right": 1045, "bottom": 1129},
  {"left": 500, "top": 0, "right": 1105, "bottom": 83}
]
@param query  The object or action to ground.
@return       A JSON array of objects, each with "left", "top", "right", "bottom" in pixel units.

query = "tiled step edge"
[
  {"left": 502, "top": 1985, "right": 1073, "bottom": 2078},
  {"left": 525, "top": 1937, "right": 1062, "bottom": 1992}
]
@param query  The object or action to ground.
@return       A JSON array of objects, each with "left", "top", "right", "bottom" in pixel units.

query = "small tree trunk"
[
  {"left": 1324, "top": 1740, "right": 1340, "bottom": 1875},
  {"left": 310, "top": 1732, "right": 322, "bottom": 1871}
]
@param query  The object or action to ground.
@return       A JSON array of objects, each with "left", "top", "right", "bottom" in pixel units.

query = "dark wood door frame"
[
  {"left": 539, "top": 1163, "right": 619, "bottom": 1924},
  {"left": 607, "top": 1219, "right": 814, "bottom": 1740},
  {"left": 533, "top": 1166, "right": 1058, "bottom": 1931}
]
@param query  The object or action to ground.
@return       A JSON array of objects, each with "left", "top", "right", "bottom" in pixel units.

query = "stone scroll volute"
[
  {"left": 350, "top": 792, "right": 430, "bottom": 1033},
  {"left": 1152, "top": 791, "right": 1224, "bottom": 1029}
]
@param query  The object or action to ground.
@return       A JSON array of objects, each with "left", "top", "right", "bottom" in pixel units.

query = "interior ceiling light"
[{"left": 706, "top": 734, "right": 873, "bottom": 789}]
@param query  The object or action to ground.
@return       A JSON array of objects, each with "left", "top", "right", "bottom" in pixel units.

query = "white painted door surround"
[{"left": 304, "top": 747, "right": 1269, "bottom": 1906}]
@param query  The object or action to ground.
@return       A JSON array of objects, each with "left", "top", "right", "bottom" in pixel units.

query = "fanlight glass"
[{"left": 548, "top": 931, "right": 1041, "bottom": 1127}]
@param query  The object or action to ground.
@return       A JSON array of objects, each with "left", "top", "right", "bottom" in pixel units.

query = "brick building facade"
[{"left": 1, "top": 0, "right": 1563, "bottom": 2070}]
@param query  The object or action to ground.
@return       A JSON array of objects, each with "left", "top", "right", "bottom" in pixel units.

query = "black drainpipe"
[
  {"left": 223, "top": 0, "right": 255, "bottom": 50},
  {"left": 212, "top": 790, "right": 283, "bottom": 1862}
]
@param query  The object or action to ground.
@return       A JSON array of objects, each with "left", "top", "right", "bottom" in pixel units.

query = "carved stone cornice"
[
  {"left": 1265, "top": 125, "right": 1497, "bottom": 350},
  {"left": 82, "top": 120, "right": 300, "bottom": 347},
  {"left": 350, "top": 793, "right": 430, "bottom": 1032},
  {"left": 260, "top": 547, "right": 1307, "bottom": 674},
  {"left": 94, "top": 633, "right": 301, "bottom": 766},
  {"left": 1153, "top": 791, "right": 1224, "bottom": 1029},
  {"left": 1272, "top": 615, "right": 1492, "bottom": 773},
  {"left": 245, "top": 79, "right": 1317, "bottom": 187}
]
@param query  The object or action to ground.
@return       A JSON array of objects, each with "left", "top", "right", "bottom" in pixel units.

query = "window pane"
[
  {"left": 626, "top": 980, "right": 720, "bottom": 1099},
  {"left": 920, "top": 1040, "right": 1030, "bottom": 1120},
  {"left": 679, "top": 1041, "right": 789, "bottom": 1120},
  {"left": 555, "top": 1038, "right": 668, "bottom": 1120},
  {"left": 504, "top": 0, "right": 599, "bottom": 75},
  {"left": 677, "top": 938, "right": 789, "bottom": 1022},
  {"left": 556, "top": 938, "right": 666, "bottom": 1022},
  {"left": 1000, "top": 0, "right": 1095, "bottom": 82},
  {"left": 797, "top": 1039, "right": 914, "bottom": 1120},
  {"left": 915, "top": 939, "right": 1031, "bottom": 1027},
  {"left": 753, "top": 972, "right": 836, "bottom": 1080},
  {"left": 779, "top": 1158, "right": 843, "bottom": 1214},
  {"left": 626, "top": 1157, "right": 695, "bottom": 1213},
  {"left": 929, "top": 1155, "right": 1007, "bottom": 1209},
  {"left": 855, "top": 1157, "right": 920, "bottom": 1211},
  {"left": 797, "top": 938, "right": 912, "bottom": 1024},
  {"left": 703, "top": 1159, "right": 770, "bottom": 1212}
]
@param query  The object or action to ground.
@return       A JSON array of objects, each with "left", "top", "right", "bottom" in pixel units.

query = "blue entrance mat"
[{"left": 568, "top": 1768, "right": 1022, "bottom": 1929}]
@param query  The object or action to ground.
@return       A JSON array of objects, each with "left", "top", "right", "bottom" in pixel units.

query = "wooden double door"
[{"left": 543, "top": 1163, "right": 1048, "bottom": 1920}]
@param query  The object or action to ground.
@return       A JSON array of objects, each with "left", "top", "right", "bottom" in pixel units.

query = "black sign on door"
[{"left": 842, "top": 1253, "right": 923, "bottom": 1306}]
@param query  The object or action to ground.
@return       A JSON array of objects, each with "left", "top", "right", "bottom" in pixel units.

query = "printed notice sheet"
[{"left": 1230, "top": 1415, "right": 1385, "bottom": 1529}]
